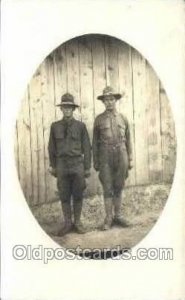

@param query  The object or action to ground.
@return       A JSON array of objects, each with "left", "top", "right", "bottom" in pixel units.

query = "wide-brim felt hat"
[
  {"left": 97, "top": 86, "right": 122, "bottom": 101},
  {"left": 56, "top": 93, "right": 79, "bottom": 107}
]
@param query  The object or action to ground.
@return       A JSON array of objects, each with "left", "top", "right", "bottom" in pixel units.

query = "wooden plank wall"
[{"left": 15, "top": 35, "right": 176, "bottom": 206}]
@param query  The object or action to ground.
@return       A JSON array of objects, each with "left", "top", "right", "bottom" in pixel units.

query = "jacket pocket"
[
  {"left": 71, "top": 129, "right": 81, "bottom": 140},
  {"left": 55, "top": 130, "right": 64, "bottom": 139},
  {"left": 55, "top": 130, "right": 65, "bottom": 155},
  {"left": 118, "top": 123, "right": 126, "bottom": 139},
  {"left": 70, "top": 129, "right": 81, "bottom": 151},
  {"left": 99, "top": 122, "right": 111, "bottom": 139}
]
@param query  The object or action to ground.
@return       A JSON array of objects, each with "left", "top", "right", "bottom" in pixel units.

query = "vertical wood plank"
[
  {"left": 160, "top": 82, "right": 176, "bottom": 182},
  {"left": 131, "top": 49, "right": 149, "bottom": 185},
  {"left": 146, "top": 62, "right": 163, "bottom": 183},
  {"left": 53, "top": 46, "right": 68, "bottom": 121},
  {"left": 35, "top": 66, "right": 46, "bottom": 205},
  {"left": 78, "top": 36, "right": 94, "bottom": 139},
  {"left": 15, "top": 35, "right": 177, "bottom": 207},
  {"left": 91, "top": 35, "right": 106, "bottom": 117},
  {"left": 17, "top": 89, "right": 33, "bottom": 204},
  {"left": 40, "top": 58, "right": 57, "bottom": 203},
  {"left": 66, "top": 39, "right": 81, "bottom": 121},
  {"left": 78, "top": 36, "right": 96, "bottom": 194},
  {"left": 91, "top": 35, "right": 107, "bottom": 194},
  {"left": 118, "top": 43, "right": 136, "bottom": 186},
  {"left": 104, "top": 36, "right": 119, "bottom": 91},
  {"left": 29, "top": 69, "right": 43, "bottom": 204}
]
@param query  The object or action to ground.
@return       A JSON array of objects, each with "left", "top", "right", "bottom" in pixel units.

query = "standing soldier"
[
  {"left": 92, "top": 86, "right": 133, "bottom": 230},
  {"left": 48, "top": 93, "right": 91, "bottom": 236}
]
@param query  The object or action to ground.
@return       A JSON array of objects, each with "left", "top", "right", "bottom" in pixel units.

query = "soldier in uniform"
[
  {"left": 48, "top": 93, "right": 91, "bottom": 236},
  {"left": 92, "top": 86, "right": 133, "bottom": 230}
]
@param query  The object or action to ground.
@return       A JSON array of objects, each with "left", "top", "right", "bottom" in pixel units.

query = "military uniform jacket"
[
  {"left": 48, "top": 118, "right": 91, "bottom": 170},
  {"left": 92, "top": 110, "right": 132, "bottom": 169}
]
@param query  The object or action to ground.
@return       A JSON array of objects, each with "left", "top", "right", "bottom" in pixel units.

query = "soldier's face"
[
  {"left": 61, "top": 105, "right": 74, "bottom": 118},
  {"left": 103, "top": 95, "right": 116, "bottom": 111}
]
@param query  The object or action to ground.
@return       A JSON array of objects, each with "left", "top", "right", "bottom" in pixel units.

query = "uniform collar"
[
  {"left": 105, "top": 109, "right": 118, "bottom": 117},
  {"left": 61, "top": 117, "right": 74, "bottom": 125}
]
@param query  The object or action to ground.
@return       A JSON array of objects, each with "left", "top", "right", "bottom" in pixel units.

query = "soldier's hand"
[
  {"left": 94, "top": 164, "right": 99, "bottom": 172},
  {"left": 84, "top": 169, "right": 91, "bottom": 178},
  {"left": 48, "top": 167, "right": 57, "bottom": 177},
  {"left": 128, "top": 161, "right": 133, "bottom": 170}
]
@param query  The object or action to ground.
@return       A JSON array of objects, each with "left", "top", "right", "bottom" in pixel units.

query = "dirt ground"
[
  {"left": 32, "top": 184, "right": 171, "bottom": 253},
  {"left": 45, "top": 211, "right": 158, "bottom": 250}
]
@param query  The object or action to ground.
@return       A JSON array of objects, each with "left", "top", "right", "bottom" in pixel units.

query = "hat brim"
[
  {"left": 97, "top": 93, "right": 122, "bottom": 101},
  {"left": 56, "top": 102, "right": 79, "bottom": 107}
]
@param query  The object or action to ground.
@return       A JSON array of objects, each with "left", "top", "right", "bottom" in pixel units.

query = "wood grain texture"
[
  {"left": 17, "top": 88, "right": 32, "bottom": 204},
  {"left": 53, "top": 46, "right": 67, "bottom": 121},
  {"left": 15, "top": 35, "right": 176, "bottom": 206},
  {"left": 104, "top": 36, "right": 119, "bottom": 91},
  {"left": 41, "top": 58, "right": 57, "bottom": 203},
  {"left": 131, "top": 49, "right": 149, "bottom": 185},
  {"left": 146, "top": 62, "right": 163, "bottom": 183},
  {"left": 34, "top": 67, "right": 47, "bottom": 205},
  {"left": 66, "top": 39, "right": 81, "bottom": 121},
  {"left": 118, "top": 43, "right": 136, "bottom": 186},
  {"left": 91, "top": 36, "right": 106, "bottom": 117},
  {"left": 78, "top": 36, "right": 94, "bottom": 136},
  {"left": 29, "top": 69, "right": 43, "bottom": 204},
  {"left": 160, "top": 82, "right": 176, "bottom": 182},
  {"left": 91, "top": 36, "right": 108, "bottom": 194}
]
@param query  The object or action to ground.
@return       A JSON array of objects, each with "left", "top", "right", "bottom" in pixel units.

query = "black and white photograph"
[
  {"left": 2, "top": 1, "right": 185, "bottom": 299},
  {"left": 15, "top": 34, "right": 176, "bottom": 255}
]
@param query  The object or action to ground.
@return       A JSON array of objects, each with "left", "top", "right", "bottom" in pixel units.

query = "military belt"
[
  {"left": 57, "top": 155, "right": 83, "bottom": 159},
  {"left": 100, "top": 142, "right": 124, "bottom": 150}
]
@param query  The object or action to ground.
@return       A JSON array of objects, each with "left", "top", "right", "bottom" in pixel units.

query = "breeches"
[
  {"left": 56, "top": 157, "right": 86, "bottom": 203},
  {"left": 99, "top": 148, "right": 128, "bottom": 197}
]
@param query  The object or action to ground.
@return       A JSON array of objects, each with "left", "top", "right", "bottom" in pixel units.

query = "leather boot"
[
  {"left": 58, "top": 201, "right": 73, "bottom": 236},
  {"left": 102, "top": 197, "right": 113, "bottom": 230},
  {"left": 73, "top": 200, "right": 87, "bottom": 234},
  {"left": 113, "top": 193, "right": 130, "bottom": 227}
]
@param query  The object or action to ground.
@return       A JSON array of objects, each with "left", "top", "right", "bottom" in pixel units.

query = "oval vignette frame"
[{"left": 15, "top": 33, "right": 177, "bottom": 258}]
